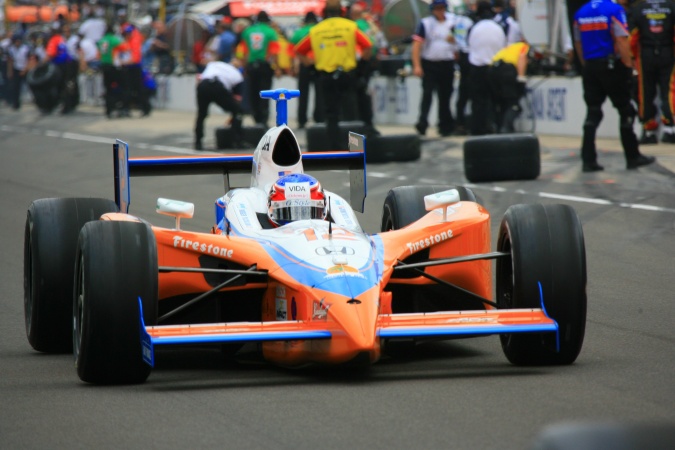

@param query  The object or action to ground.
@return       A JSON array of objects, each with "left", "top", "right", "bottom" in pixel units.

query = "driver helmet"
[{"left": 268, "top": 173, "right": 327, "bottom": 226}]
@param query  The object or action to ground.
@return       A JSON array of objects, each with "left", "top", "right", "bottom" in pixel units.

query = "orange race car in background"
[{"left": 24, "top": 90, "right": 587, "bottom": 384}]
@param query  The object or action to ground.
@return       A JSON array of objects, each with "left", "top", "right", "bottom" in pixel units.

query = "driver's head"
[{"left": 268, "top": 173, "right": 327, "bottom": 227}]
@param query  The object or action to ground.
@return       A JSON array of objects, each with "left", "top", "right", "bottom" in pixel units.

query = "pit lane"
[{"left": 1, "top": 106, "right": 674, "bottom": 449}]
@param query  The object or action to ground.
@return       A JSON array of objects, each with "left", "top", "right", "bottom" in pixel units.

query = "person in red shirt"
[{"left": 118, "top": 24, "right": 151, "bottom": 117}]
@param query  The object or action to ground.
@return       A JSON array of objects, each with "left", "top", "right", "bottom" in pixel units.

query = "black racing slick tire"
[
  {"left": 463, "top": 133, "right": 540, "bottom": 182},
  {"left": 306, "top": 121, "right": 370, "bottom": 151},
  {"left": 24, "top": 198, "right": 119, "bottom": 353},
  {"left": 381, "top": 185, "right": 477, "bottom": 231},
  {"left": 367, "top": 134, "right": 421, "bottom": 163},
  {"left": 73, "top": 221, "right": 158, "bottom": 384},
  {"left": 26, "top": 63, "right": 60, "bottom": 88},
  {"left": 496, "top": 203, "right": 587, "bottom": 365}
]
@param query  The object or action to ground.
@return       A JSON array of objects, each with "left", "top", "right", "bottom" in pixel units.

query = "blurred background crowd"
[{"left": 0, "top": 0, "right": 574, "bottom": 133}]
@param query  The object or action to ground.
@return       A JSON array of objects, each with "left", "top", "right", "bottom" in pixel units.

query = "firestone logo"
[
  {"left": 406, "top": 229, "right": 453, "bottom": 254},
  {"left": 173, "top": 236, "right": 233, "bottom": 258}
]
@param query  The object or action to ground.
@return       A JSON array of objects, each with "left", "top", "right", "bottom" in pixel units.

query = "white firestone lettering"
[
  {"left": 173, "top": 236, "right": 234, "bottom": 258},
  {"left": 406, "top": 230, "right": 453, "bottom": 254}
]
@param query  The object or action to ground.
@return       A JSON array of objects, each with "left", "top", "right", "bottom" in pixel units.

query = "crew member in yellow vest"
[
  {"left": 489, "top": 41, "right": 529, "bottom": 133},
  {"left": 294, "top": 0, "right": 373, "bottom": 149}
]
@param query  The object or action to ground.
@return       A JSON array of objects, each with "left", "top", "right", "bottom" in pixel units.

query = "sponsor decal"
[
  {"left": 406, "top": 229, "right": 453, "bottom": 254},
  {"left": 260, "top": 135, "right": 271, "bottom": 151},
  {"left": 172, "top": 236, "right": 233, "bottom": 258},
  {"left": 236, "top": 203, "right": 253, "bottom": 227},
  {"left": 276, "top": 285, "right": 286, "bottom": 297},
  {"left": 315, "top": 246, "right": 355, "bottom": 256},
  {"left": 445, "top": 317, "right": 495, "bottom": 324},
  {"left": 285, "top": 182, "right": 311, "bottom": 199},
  {"left": 312, "top": 298, "right": 331, "bottom": 320},
  {"left": 276, "top": 298, "right": 287, "bottom": 320},
  {"left": 348, "top": 134, "right": 360, "bottom": 148},
  {"left": 325, "top": 265, "right": 365, "bottom": 279}
]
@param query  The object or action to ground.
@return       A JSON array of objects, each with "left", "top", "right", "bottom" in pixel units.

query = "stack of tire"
[
  {"left": 27, "top": 63, "right": 62, "bottom": 114},
  {"left": 463, "top": 133, "right": 540, "bottom": 182},
  {"left": 306, "top": 120, "right": 421, "bottom": 163}
]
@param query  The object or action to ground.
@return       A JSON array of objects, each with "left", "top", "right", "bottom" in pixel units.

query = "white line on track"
[{"left": 4, "top": 125, "right": 674, "bottom": 213}]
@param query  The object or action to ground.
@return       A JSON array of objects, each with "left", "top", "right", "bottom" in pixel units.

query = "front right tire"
[{"left": 74, "top": 221, "right": 158, "bottom": 384}]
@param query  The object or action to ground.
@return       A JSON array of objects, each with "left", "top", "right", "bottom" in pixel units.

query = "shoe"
[
  {"left": 439, "top": 129, "right": 454, "bottom": 137},
  {"left": 582, "top": 162, "right": 604, "bottom": 172},
  {"left": 453, "top": 125, "right": 468, "bottom": 136},
  {"left": 626, "top": 154, "right": 656, "bottom": 169},
  {"left": 298, "top": 123, "right": 306, "bottom": 129},
  {"left": 194, "top": 141, "right": 203, "bottom": 151},
  {"left": 414, "top": 123, "right": 426, "bottom": 136},
  {"left": 639, "top": 131, "right": 658, "bottom": 145},
  {"left": 661, "top": 132, "right": 675, "bottom": 143}
]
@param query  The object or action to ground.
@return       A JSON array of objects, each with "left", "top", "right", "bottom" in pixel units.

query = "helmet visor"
[{"left": 270, "top": 199, "right": 325, "bottom": 224}]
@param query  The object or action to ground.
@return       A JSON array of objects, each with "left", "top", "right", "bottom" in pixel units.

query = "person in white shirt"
[
  {"left": 411, "top": 0, "right": 459, "bottom": 136},
  {"left": 79, "top": 12, "right": 107, "bottom": 43},
  {"left": 467, "top": 0, "right": 506, "bottom": 135},
  {"left": 194, "top": 61, "right": 246, "bottom": 150},
  {"left": 453, "top": 0, "right": 475, "bottom": 135},
  {"left": 7, "top": 34, "right": 31, "bottom": 110}
]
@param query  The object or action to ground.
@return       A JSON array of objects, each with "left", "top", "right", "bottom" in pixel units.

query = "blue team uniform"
[{"left": 574, "top": 0, "right": 629, "bottom": 60}]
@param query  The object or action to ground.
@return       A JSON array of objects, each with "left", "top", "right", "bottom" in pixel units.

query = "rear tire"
[
  {"left": 381, "top": 185, "right": 477, "bottom": 231},
  {"left": 73, "top": 221, "right": 158, "bottom": 384},
  {"left": 24, "top": 198, "right": 118, "bottom": 353},
  {"left": 496, "top": 204, "right": 587, "bottom": 365},
  {"left": 463, "top": 133, "right": 540, "bottom": 182}
]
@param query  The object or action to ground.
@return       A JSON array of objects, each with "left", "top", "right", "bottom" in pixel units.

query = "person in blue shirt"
[{"left": 574, "top": 0, "right": 655, "bottom": 172}]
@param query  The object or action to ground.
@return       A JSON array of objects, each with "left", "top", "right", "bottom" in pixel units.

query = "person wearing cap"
[
  {"left": 294, "top": 0, "right": 373, "bottom": 149},
  {"left": 466, "top": 0, "right": 506, "bottom": 135},
  {"left": 235, "top": 10, "right": 280, "bottom": 127},
  {"left": 290, "top": 11, "right": 323, "bottom": 129},
  {"left": 193, "top": 60, "right": 247, "bottom": 150},
  {"left": 574, "top": 0, "right": 656, "bottom": 171},
  {"left": 7, "top": 34, "right": 30, "bottom": 110},
  {"left": 411, "top": 0, "right": 459, "bottom": 137},
  {"left": 217, "top": 17, "right": 237, "bottom": 63}
]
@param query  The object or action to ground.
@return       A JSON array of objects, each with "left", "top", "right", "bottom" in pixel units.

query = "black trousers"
[
  {"left": 488, "top": 61, "right": 521, "bottom": 133},
  {"left": 469, "top": 64, "right": 493, "bottom": 135},
  {"left": 417, "top": 59, "right": 455, "bottom": 134},
  {"left": 635, "top": 45, "right": 675, "bottom": 128},
  {"left": 246, "top": 61, "right": 273, "bottom": 126},
  {"left": 59, "top": 60, "right": 79, "bottom": 113},
  {"left": 297, "top": 64, "right": 323, "bottom": 126},
  {"left": 194, "top": 78, "right": 243, "bottom": 144},
  {"left": 319, "top": 69, "right": 356, "bottom": 150},
  {"left": 101, "top": 64, "right": 122, "bottom": 116},
  {"left": 455, "top": 51, "right": 471, "bottom": 127},
  {"left": 122, "top": 64, "right": 150, "bottom": 115},
  {"left": 581, "top": 58, "right": 639, "bottom": 163},
  {"left": 355, "top": 59, "right": 375, "bottom": 127},
  {"left": 8, "top": 72, "right": 26, "bottom": 109}
]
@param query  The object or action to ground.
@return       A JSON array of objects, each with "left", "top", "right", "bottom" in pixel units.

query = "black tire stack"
[
  {"left": 463, "top": 133, "right": 540, "bottom": 182},
  {"left": 215, "top": 125, "right": 267, "bottom": 149}
]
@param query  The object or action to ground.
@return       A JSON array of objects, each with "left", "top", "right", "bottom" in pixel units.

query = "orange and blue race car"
[{"left": 23, "top": 90, "right": 587, "bottom": 384}]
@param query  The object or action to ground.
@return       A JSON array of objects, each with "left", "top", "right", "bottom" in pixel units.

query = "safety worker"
[
  {"left": 574, "top": 0, "right": 656, "bottom": 171},
  {"left": 236, "top": 11, "right": 280, "bottom": 127},
  {"left": 193, "top": 61, "right": 246, "bottom": 151},
  {"left": 294, "top": 0, "right": 373, "bottom": 150},
  {"left": 290, "top": 11, "right": 323, "bottom": 129},
  {"left": 411, "top": 0, "right": 458, "bottom": 137},
  {"left": 489, "top": 41, "right": 530, "bottom": 133},
  {"left": 629, "top": 0, "right": 675, "bottom": 144},
  {"left": 467, "top": 1, "right": 506, "bottom": 136}
]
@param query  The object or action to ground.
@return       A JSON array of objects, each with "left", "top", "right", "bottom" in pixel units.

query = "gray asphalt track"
[{"left": 1, "top": 105, "right": 674, "bottom": 449}]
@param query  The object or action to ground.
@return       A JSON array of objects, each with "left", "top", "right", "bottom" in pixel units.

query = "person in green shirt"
[
  {"left": 97, "top": 25, "right": 124, "bottom": 118},
  {"left": 235, "top": 11, "right": 279, "bottom": 127},
  {"left": 290, "top": 11, "right": 323, "bottom": 128}
]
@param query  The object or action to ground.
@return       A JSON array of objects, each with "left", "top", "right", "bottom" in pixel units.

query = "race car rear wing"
[{"left": 113, "top": 135, "right": 367, "bottom": 214}]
